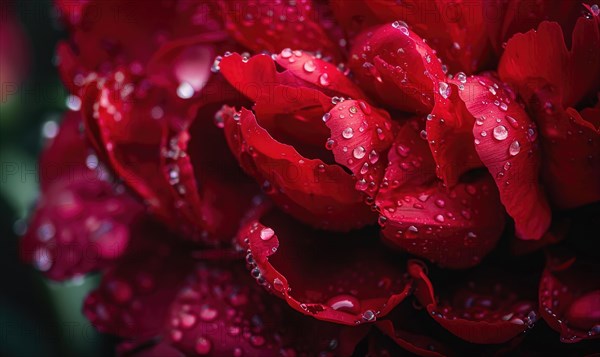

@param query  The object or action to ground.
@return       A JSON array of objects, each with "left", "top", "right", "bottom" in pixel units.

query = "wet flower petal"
[
  {"left": 411, "top": 261, "right": 539, "bottom": 344},
  {"left": 83, "top": 220, "right": 194, "bottom": 339},
  {"left": 456, "top": 75, "right": 551, "bottom": 240},
  {"left": 164, "top": 263, "right": 368, "bottom": 356},
  {"left": 540, "top": 250, "right": 600, "bottom": 342},
  {"left": 236, "top": 208, "right": 412, "bottom": 326},
  {"left": 222, "top": 106, "right": 375, "bottom": 231},
  {"left": 348, "top": 22, "right": 445, "bottom": 113}
]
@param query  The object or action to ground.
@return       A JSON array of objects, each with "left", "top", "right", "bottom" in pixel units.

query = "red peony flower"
[{"left": 22, "top": 0, "right": 600, "bottom": 355}]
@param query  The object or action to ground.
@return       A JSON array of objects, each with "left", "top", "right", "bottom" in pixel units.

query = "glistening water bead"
[
  {"left": 353, "top": 146, "right": 366, "bottom": 159},
  {"left": 509, "top": 140, "right": 521, "bottom": 156},
  {"left": 493, "top": 125, "right": 508, "bottom": 141},
  {"left": 342, "top": 127, "right": 354, "bottom": 139}
]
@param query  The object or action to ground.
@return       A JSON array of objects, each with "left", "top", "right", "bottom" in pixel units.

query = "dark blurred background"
[{"left": 1, "top": 1, "right": 114, "bottom": 356}]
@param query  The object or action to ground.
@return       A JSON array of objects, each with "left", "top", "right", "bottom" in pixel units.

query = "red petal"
[
  {"left": 219, "top": 52, "right": 351, "bottom": 161},
  {"left": 0, "top": 6, "right": 29, "bottom": 93},
  {"left": 187, "top": 104, "right": 261, "bottom": 241},
  {"left": 412, "top": 261, "right": 539, "bottom": 344},
  {"left": 145, "top": 33, "right": 247, "bottom": 106},
  {"left": 223, "top": 106, "right": 375, "bottom": 231},
  {"left": 499, "top": 18, "right": 600, "bottom": 108},
  {"left": 236, "top": 208, "right": 412, "bottom": 326},
  {"left": 324, "top": 99, "right": 396, "bottom": 198},
  {"left": 218, "top": 51, "right": 343, "bottom": 107},
  {"left": 82, "top": 71, "right": 198, "bottom": 237},
  {"left": 213, "top": 0, "right": 342, "bottom": 60},
  {"left": 58, "top": 0, "right": 225, "bottom": 85},
  {"left": 378, "top": 119, "right": 437, "bottom": 191},
  {"left": 529, "top": 93, "right": 600, "bottom": 209},
  {"left": 329, "top": 0, "right": 380, "bottom": 39},
  {"left": 377, "top": 121, "right": 503, "bottom": 269},
  {"left": 375, "top": 301, "right": 454, "bottom": 357},
  {"left": 332, "top": 1, "right": 491, "bottom": 74},
  {"left": 144, "top": 37, "right": 261, "bottom": 240},
  {"left": 486, "top": 0, "right": 582, "bottom": 54},
  {"left": 164, "top": 263, "right": 369, "bottom": 356},
  {"left": 83, "top": 69, "right": 256, "bottom": 242},
  {"left": 274, "top": 49, "right": 365, "bottom": 100},
  {"left": 377, "top": 173, "right": 505, "bottom": 269},
  {"left": 427, "top": 80, "right": 483, "bottom": 187},
  {"left": 21, "top": 176, "right": 142, "bottom": 280},
  {"left": 456, "top": 75, "right": 551, "bottom": 240},
  {"left": 83, "top": 220, "right": 194, "bottom": 339},
  {"left": 510, "top": 218, "right": 569, "bottom": 256},
  {"left": 348, "top": 22, "right": 445, "bottom": 113},
  {"left": 540, "top": 251, "right": 600, "bottom": 342},
  {"left": 364, "top": 0, "right": 491, "bottom": 73}
]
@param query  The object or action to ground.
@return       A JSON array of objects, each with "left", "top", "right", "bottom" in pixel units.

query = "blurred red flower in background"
[
  {"left": 0, "top": 2, "right": 29, "bottom": 102},
  {"left": 21, "top": 1, "right": 600, "bottom": 355}
]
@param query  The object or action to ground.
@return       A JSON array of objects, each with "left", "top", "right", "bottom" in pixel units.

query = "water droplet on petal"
[
  {"left": 509, "top": 140, "right": 521, "bottom": 156},
  {"left": 180, "top": 312, "right": 197, "bottom": 329},
  {"left": 66, "top": 95, "right": 82, "bottom": 111},
  {"left": 456, "top": 72, "right": 467, "bottom": 83},
  {"left": 505, "top": 115, "right": 519, "bottom": 128},
  {"left": 342, "top": 127, "right": 354, "bottom": 139},
  {"left": 438, "top": 82, "right": 451, "bottom": 99},
  {"left": 200, "top": 306, "right": 218, "bottom": 322},
  {"left": 353, "top": 146, "right": 366, "bottom": 159},
  {"left": 319, "top": 73, "right": 330, "bottom": 86},
  {"left": 358, "top": 101, "right": 371, "bottom": 114},
  {"left": 493, "top": 125, "right": 508, "bottom": 141},
  {"left": 260, "top": 227, "right": 275, "bottom": 241},
  {"left": 195, "top": 336, "right": 212, "bottom": 355},
  {"left": 527, "top": 128, "right": 537, "bottom": 142},
  {"left": 368, "top": 150, "right": 379, "bottom": 164},
  {"left": 322, "top": 112, "right": 331, "bottom": 122},
  {"left": 362, "top": 309, "right": 376, "bottom": 322},
  {"left": 355, "top": 179, "right": 368, "bottom": 191},
  {"left": 281, "top": 48, "right": 293, "bottom": 58},
  {"left": 328, "top": 294, "right": 361, "bottom": 314},
  {"left": 273, "top": 278, "right": 285, "bottom": 292},
  {"left": 176, "top": 82, "right": 194, "bottom": 99},
  {"left": 360, "top": 163, "right": 369, "bottom": 174},
  {"left": 303, "top": 60, "right": 316, "bottom": 73},
  {"left": 405, "top": 225, "right": 419, "bottom": 239},
  {"left": 325, "top": 138, "right": 336, "bottom": 150},
  {"left": 391, "top": 20, "right": 409, "bottom": 35}
]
